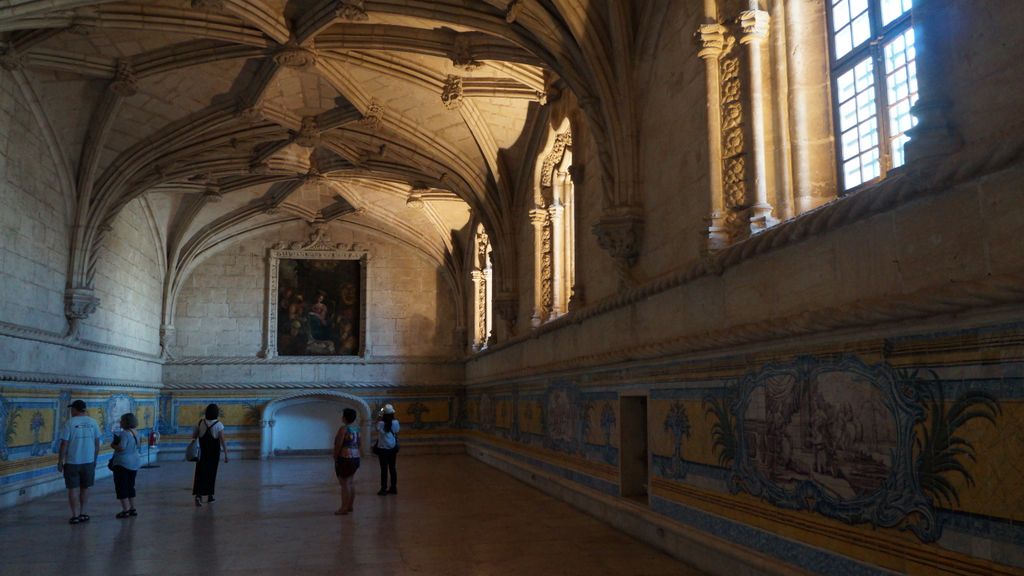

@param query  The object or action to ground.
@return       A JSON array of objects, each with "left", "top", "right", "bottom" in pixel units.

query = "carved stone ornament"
[
  {"left": 159, "top": 324, "right": 176, "bottom": 359},
  {"left": 335, "top": 0, "right": 369, "bottom": 21},
  {"left": 249, "top": 161, "right": 271, "bottom": 175},
  {"left": 295, "top": 116, "right": 321, "bottom": 148},
  {"left": 110, "top": 61, "right": 138, "bottom": 97},
  {"left": 541, "top": 131, "right": 572, "bottom": 187},
  {"left": 505, "top": 0, "right": 524, "bottom": 24},
  {"left": 441, "top": 75, "right": 464, "bottom": 111},
  {"left": 451, "top": 35, "right": 482, "bottom": 71},
  {"left": 360, "top": 101, "right": 384, "bottom": 130},
  {"left": 274, "top": 44, "right": 318, "bottom": 69},
  {"left": 65, "top": 287, "right": 100, "bottom": 320},
  {"left": 191, "top": 0, "right": 225, "bottom": 9},
  {"left": 203, "top": 182, "right": 222, "bottom": 202},
  {"left": 406, "top": 188, "right": 427, "bottom": 209},
  {"left": 696, "top": 23, "right": 726, "bottom": 60},
  {"left": 236, "top": 103, "right": 266, "bottom": 123},
  {"left": 0, "top": 49, "right": 23, "bottom": 72},
  {"left": 739, "top": 10, "right": 770, "bottom": 44},
  {"left": 593, "top": 207, "right": 644, "bottom": 269}
]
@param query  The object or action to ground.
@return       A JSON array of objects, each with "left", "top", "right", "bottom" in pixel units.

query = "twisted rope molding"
[
  {"left": 470, "top": 132, "right": 1024, "bottom": 365},
  {"left": 0, "top": 369, "right": 162, "bottom": 390},
  {"left": 162, "top": 381, "right": 463, "bottom": 391},
  {"left": 466, "top": 271, "right": 1024, "bottom": 386},
  {"left": 165, "top": 355, "right": 462, "bottom": 366},
  {"left": 0, "top": 320, "right": 163, "bottom": 364}
]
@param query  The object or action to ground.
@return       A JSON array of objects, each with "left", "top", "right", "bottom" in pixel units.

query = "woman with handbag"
[
  {"left": 110, "top": 412, "right": 141, "bottom": 518},
  {"left": 374, "top": 404, "right": 400, "bottom": 496},
  {"left": 192, "top": 403, "right": 229, "bottom": 506}
]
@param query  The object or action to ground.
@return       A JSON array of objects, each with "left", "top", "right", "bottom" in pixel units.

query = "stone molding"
[
  {"left": 164, "top": 355, "right": 461, "bottom": 365},
  {"left": 0, "top": 319, "right": 162, "bottom": 364},
  {"left": 0, "top": 369, "right": 162, "bottom": 390},
  {"left": 466, "top": 270, "right": 1024, "bottom": 384},
  {"left": 161, "top": 381, "right": 463, "bottom": 391}
]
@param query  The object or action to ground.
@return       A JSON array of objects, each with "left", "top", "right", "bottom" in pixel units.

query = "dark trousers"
[
  {"left": 112, "top": 465, "right": 137, "bottom": 499},
  {"left": 377, "top": 449, "right": 397, "bottom": 490}
]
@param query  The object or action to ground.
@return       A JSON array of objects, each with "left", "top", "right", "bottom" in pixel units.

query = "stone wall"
[
  {"left": 0, "top": 75, "right": 163, "bottom": 507},
  {"left": 171, "top": 222, "right": 458, "bottom": 359},
  {"left": 463, "top": 2, "right": 1024, "bottom": 575}
]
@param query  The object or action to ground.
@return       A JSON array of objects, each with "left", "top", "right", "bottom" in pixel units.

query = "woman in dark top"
[
  {"left": 192, "top": 403, "right": 229, "bottom": 506},
  {"left": 375, "top": 404, "right": 400, "bottom": 496}
]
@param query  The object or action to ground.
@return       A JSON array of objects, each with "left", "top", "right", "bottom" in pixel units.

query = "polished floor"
[{"left": 0, "top": 455, "right": 700, "bottom": 575}]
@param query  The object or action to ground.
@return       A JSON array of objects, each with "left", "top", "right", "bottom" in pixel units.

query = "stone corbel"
[
  {"left": 274, "top": 43, "right": 318, "bottom": 69},
  {"left": 110, "top": 60, "right": 138, "bottom": 97},
  {"left": 335, "top": 0, "right": 369, "bottom": 21},
  {"left": 494, "top": 292, "right": 518, "bottom": 337},
  {"left": 159, "top": 324, "right": 176, "bottom": 360},
  {"left": 593, "top": 207, "right": 644, "bottom": 284},
  {"left": 65, "top": 287, "right": 100, "bottom": 338}
]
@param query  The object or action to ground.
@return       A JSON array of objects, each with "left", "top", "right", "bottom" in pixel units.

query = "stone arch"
[{"left": 259, "top": 391, "right": 372, "bottom": 459}]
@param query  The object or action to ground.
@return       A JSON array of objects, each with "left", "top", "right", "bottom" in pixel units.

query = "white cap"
[{"left": 383, "top": 404, "right": 396, "bottom": 415}]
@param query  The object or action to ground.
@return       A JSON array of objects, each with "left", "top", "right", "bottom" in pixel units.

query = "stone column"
[
  {"left": 697, "top": 20, "right": 729, "bottom": 252},
  {"left": 470, "top": 270, "right": 486, "bottom": 351},
  {"left": 529, "top": 208, "right": 549, "bottom": 327},
  {"left": 904, "top": 0, "right": 962, "bottom": 163},
  {"left": 547, "top": 200, "right": 565, "bottom": 317},
  {"left": 740, "top": 5, "right": 777, "bottom": 233}
]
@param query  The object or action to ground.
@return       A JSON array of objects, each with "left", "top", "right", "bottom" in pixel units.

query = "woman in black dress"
[{"left": 192, "top": 403, "right": 229, "bottom": 506}]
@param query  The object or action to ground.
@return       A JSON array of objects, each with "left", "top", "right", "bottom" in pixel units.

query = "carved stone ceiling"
[{"left": 0, "top": 0, "right": 556, "bottom": 278}]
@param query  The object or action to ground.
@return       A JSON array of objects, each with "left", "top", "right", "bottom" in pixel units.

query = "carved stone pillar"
[
  {"left": 698, "top": 22, "right": 729, "bottom": 252},
  {"left": 494, "top": 292, "right": 518, "bottom": 338},
  {"left": 529, "top": 208, "right": 550, "bottom": 327},
  {"left": 64, "top": 287, "right": 100, "bottom": 337},
  {"left": 739, "top": 8, "right": 777, "bottom": 233},
  {"left": 547, "top": 201, "right": 565, "bottom": 317},
  {"left": 593, "top": 207, "right": 644, "bottom": 285},
  {"left": 904, "top": 0, "right": 962, "bottom": 163},
  {"left": 470, "top": 270, "right": 486, "bottom": 351}
]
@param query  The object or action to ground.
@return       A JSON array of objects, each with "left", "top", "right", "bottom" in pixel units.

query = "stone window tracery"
[
  {"left": 828, "top": 0, "right": 917, "bottom": 191},
  {"left": 531, "top": 123, "right": 576, "bottom": 326}
]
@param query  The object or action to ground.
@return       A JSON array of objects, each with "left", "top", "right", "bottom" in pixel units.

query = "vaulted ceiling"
[{"left": 1, "top": 0, "right": 648, "bottom": 332}]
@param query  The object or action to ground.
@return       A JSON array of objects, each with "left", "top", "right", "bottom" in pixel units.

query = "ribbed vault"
[{"left": 0, "top": 0, "right": 645, "bottom": 348}]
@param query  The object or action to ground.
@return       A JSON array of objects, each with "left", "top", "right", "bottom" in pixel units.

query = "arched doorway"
[{"left": 260, "top": 392, "right": 372, "bottom": 459}]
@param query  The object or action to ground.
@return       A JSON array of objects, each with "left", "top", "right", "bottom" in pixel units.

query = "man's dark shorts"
[{"left": 63, "top": 463, "right": 96, "bottom": 489}]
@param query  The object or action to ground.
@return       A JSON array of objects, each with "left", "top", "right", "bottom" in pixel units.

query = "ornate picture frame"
[{"left": 261, "top": 228, "right": 370, "bottom": 359}]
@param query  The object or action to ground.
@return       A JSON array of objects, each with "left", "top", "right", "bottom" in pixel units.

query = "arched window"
[
  {"left": 470, "top": 223, "right": 493, "bottom": 351},
  {"left": 531, "top": 121, "right": 575, "bottom": 327},
  {"left": 828, "top": 0, "right": 917, "bottom": 191}
]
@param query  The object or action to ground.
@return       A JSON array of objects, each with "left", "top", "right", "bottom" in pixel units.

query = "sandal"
[
  {"left": 128, "top": 509, "right": 137, "bottom": 517},
  {"left": 116, "top": 510, "right": 131, "bottom": 519},
  {"left": 194, "top": 497, "right": 202, "bottom": 507},
  {"left": 78, "top": 514, "right": 90, "bottom": 522},
  {"left": 69, "top": 516, "right": 81, "bottom": 524}
]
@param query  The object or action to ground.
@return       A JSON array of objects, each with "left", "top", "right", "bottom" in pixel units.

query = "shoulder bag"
[{"left": 185, "top": 419, "right": 203, "bottom": 462}]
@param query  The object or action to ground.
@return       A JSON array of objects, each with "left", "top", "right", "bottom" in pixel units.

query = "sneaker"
[{"left": 377, "top": 489, "right": 388, "bottom": 496}]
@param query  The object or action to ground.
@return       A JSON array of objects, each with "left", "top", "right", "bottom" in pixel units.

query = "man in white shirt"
[{"left": 57, "top": 399, "right": 101, "bottom": 524}]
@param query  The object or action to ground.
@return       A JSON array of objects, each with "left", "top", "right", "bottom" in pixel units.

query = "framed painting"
[{"left": 262, "top": 228, "right": 369, "bottom": 358}]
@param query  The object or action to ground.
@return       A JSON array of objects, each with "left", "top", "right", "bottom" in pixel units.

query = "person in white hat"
[{"left": 374, "top": 403, "right": 400, "bottom": 495}]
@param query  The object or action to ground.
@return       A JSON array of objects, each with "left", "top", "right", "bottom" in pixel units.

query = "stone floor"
[{"left": 0, "top": 455, "right": 701, "bottom": 575}]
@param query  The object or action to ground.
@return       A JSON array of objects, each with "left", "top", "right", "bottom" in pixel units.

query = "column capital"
[
  {"left": 739, "top": 10, "right": 770, "bottom": 44},
  {"left": 470, "top": 270, "right": 485, "bottom": 281},
  {"left": 528, "top": 208, "right": 549, "bottom": 226},
  {"left": 696, "top": 23, "right": 727, "bottom": 60},
  {"left": 593, "top": 206, "right": 644, "bottom": 270}
]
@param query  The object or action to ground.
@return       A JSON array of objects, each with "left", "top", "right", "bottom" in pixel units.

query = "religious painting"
[{"left": 276, "top": 258, "right": 361, "bottom": 356}]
